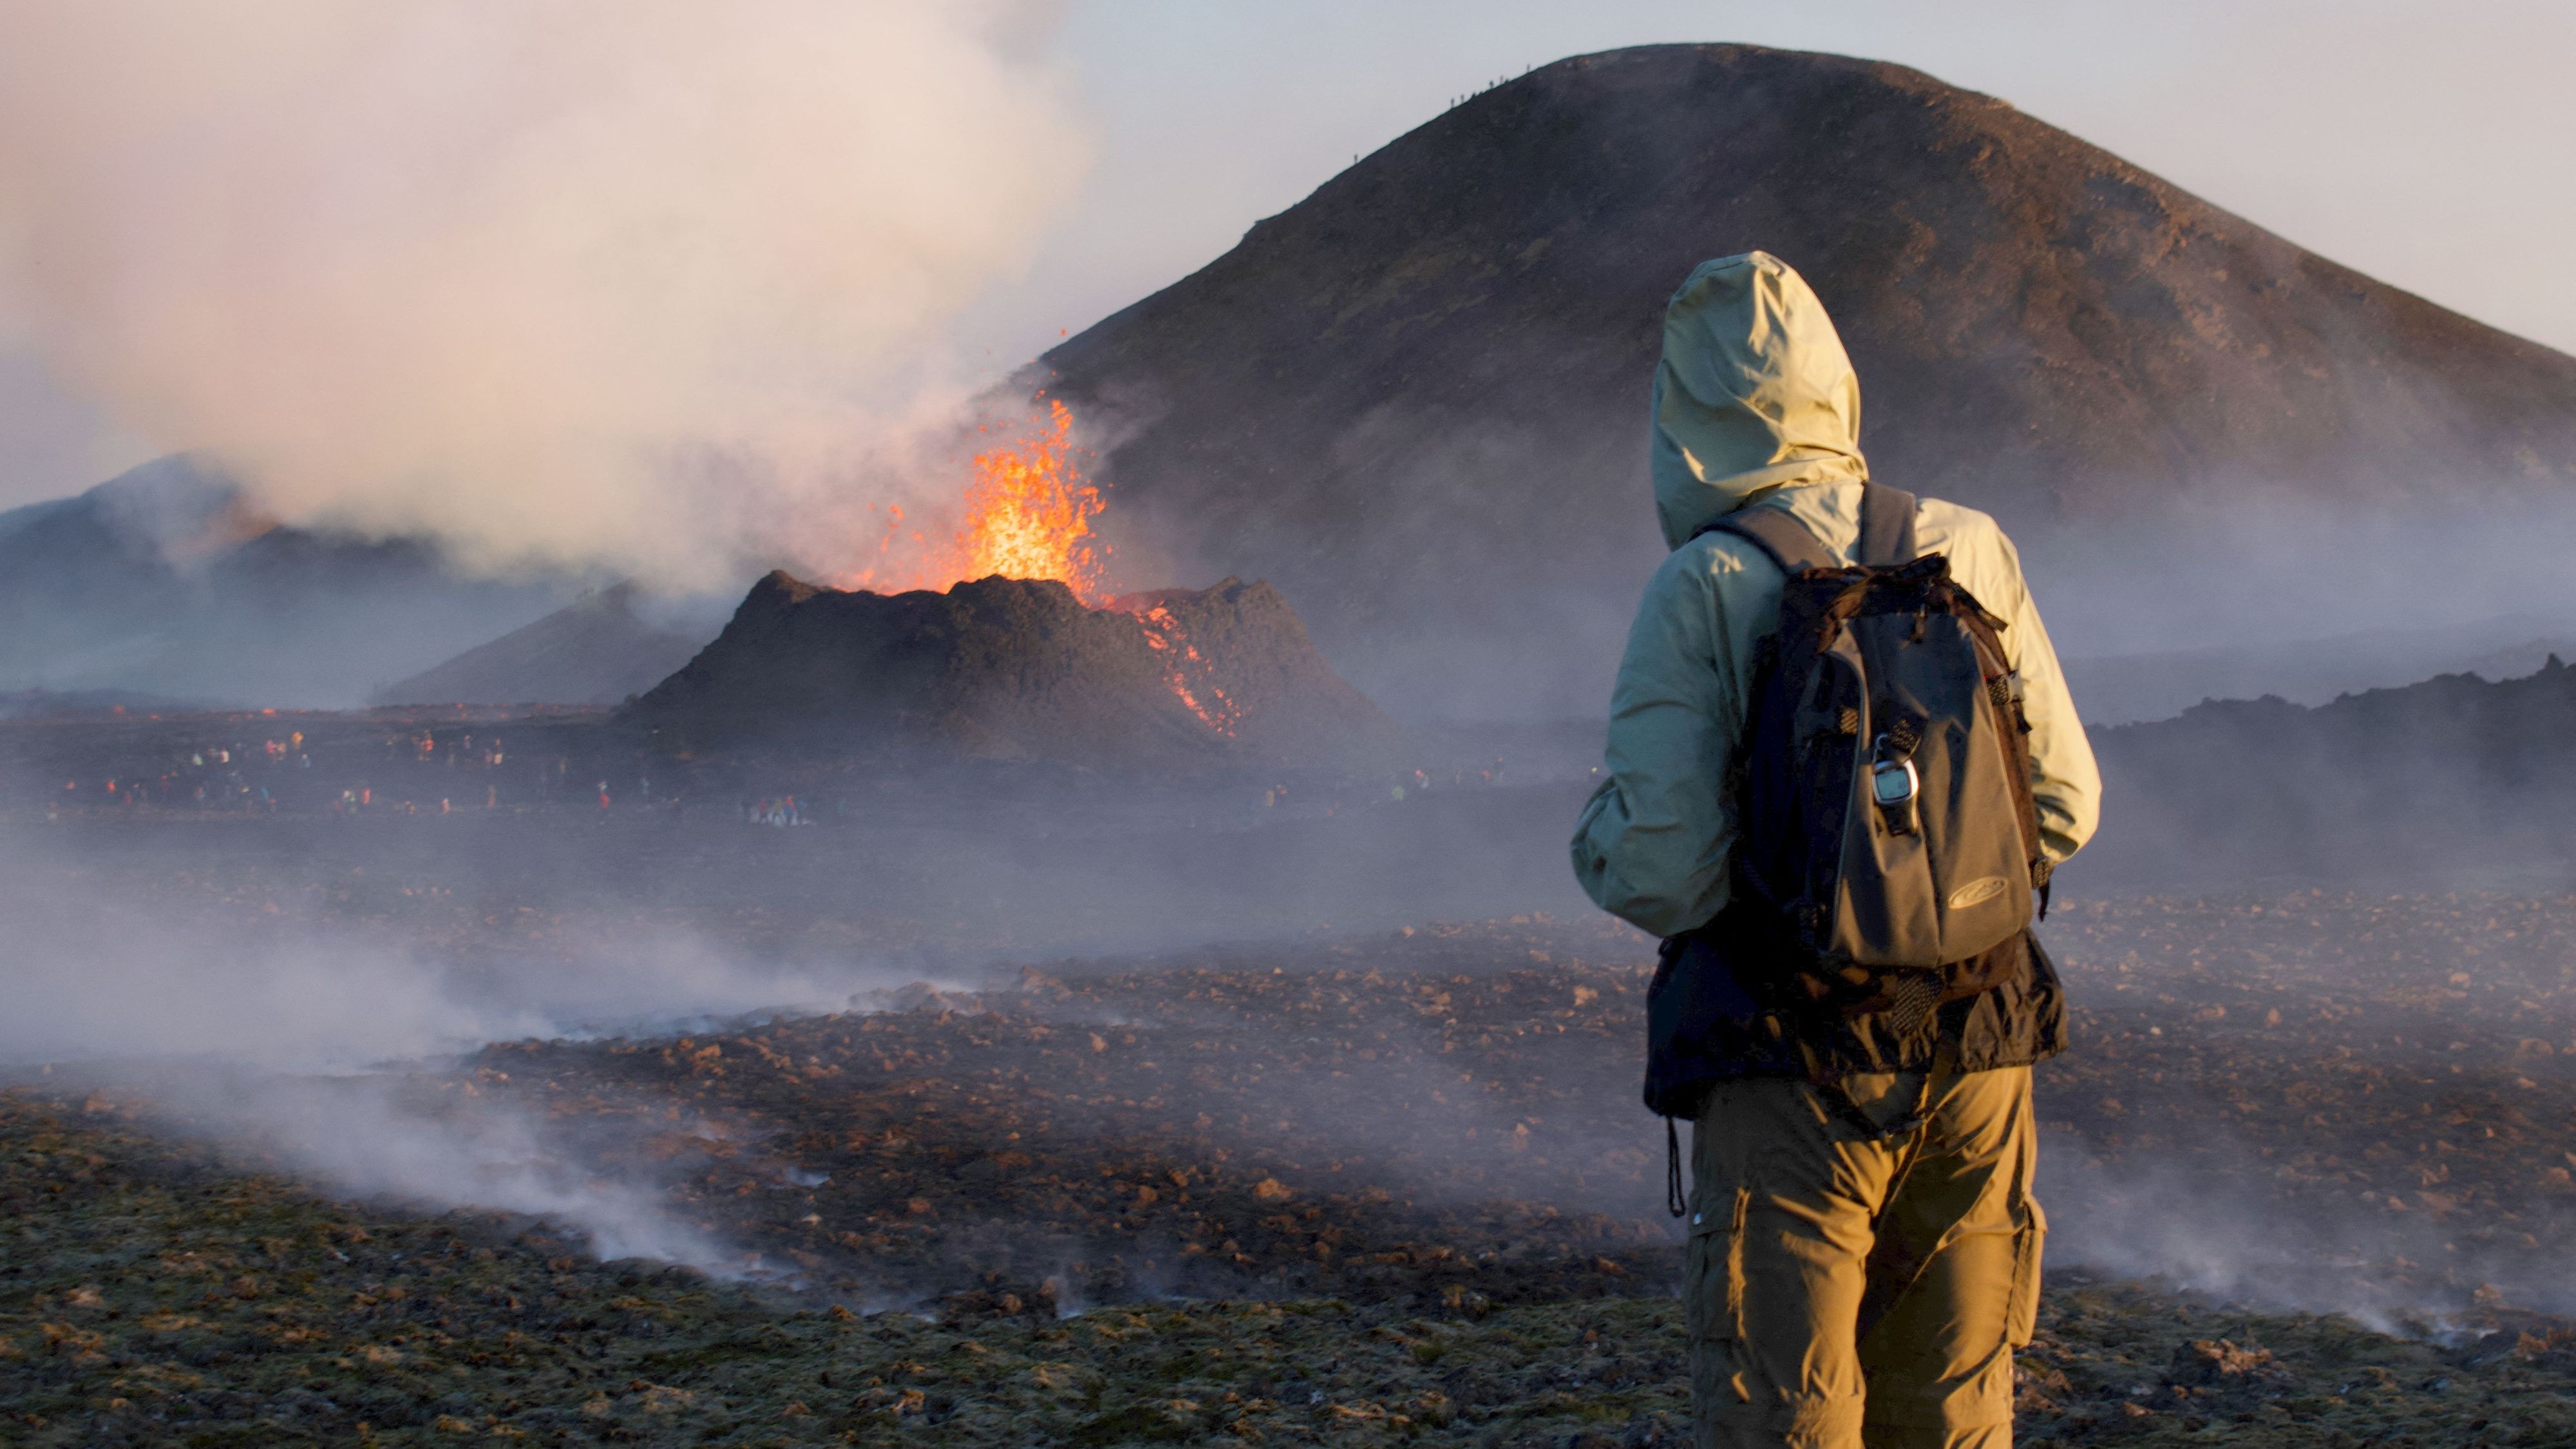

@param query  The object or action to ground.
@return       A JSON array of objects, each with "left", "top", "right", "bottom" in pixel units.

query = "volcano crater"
[{"left": 624, "top": 571, "right": 1399, "bottom": 770}]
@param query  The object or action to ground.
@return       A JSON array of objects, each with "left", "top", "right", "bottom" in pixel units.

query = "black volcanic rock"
[
  {"left": 623, "top": 573, "right": 1398, "bottom": 769},
  {"left": 372, "top": 583, "right": 706, "bottom": 707},
  {"left": 1038, "top": 44, "right": 2576, "bottom": 714},
  {"left": 2083, "top": 656, "right": 2576, "bottom": 886}
]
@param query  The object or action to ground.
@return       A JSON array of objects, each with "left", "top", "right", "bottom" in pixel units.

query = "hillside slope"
[
  {"left": 1040, "top": 44, "right": 2576, "bottom": 715},
  {"left": 373, "top": 584, "right": 706, "bottom": 707}
]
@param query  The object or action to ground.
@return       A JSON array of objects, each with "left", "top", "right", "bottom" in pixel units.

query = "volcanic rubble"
[{"left": 16, "top": 900, "right": 2576, "bottom": 1443}]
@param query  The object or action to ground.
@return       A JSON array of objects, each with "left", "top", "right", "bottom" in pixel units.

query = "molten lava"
[
  {"left": 1135, "top": 604, "right": 1240, "bottom": 737},
  {"left": 831, "top": 396, "right": 1108, "bottom": 605},
  {"left": 954, "top": 397, "right": 1110, "bottom": 607}
]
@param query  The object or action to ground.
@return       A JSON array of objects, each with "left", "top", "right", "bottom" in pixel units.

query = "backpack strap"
[
  {"left": 1697, "top": 480, "right": 1920, "bottom": 572},
  {"left": 1856, "top": 481, "right": 1919, "bottom": 566},
  {"left": 1700, "top": 500, "right": 1835, "bottom": 573}
]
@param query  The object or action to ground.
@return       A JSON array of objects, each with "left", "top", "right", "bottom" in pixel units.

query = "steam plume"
[{"left": 0, "top": 1, "right": 1091, "bottom": 587}]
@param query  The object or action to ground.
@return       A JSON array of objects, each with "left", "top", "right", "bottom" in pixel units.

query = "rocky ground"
[
  {"left": 2038, "top": 891, "right": 2576, "bottom": 1316},
  {"left": 12, "top": 1089, "right": 2576, "bottom": 1448},
  {"left": 296, "top": 897, "right": 2576, "bottom": 1329},
  {"left": 12, "top": 893, "right": 2576, "bottom": 1444}
]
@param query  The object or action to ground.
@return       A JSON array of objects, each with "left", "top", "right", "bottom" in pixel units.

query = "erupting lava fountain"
[{"left": 625, "top": 399, "right": 1397, "bottom": 768}]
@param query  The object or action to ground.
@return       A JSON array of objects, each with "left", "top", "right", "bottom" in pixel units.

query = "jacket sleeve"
[
  {"left": 1987, "top": 531, "right": 2101, "bottom": 866},
  {"left": 1569, "top": 545, "right": 1758, "bottom": 938}
]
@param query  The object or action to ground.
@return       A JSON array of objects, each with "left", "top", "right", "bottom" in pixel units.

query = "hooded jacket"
[{"left": 1573, "top": 252, "right": 2100, "bottom": 941}]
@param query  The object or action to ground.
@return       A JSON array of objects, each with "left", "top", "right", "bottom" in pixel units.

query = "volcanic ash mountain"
[{"left": 622, "top": 572, "right": 1399, "bottom": 769}]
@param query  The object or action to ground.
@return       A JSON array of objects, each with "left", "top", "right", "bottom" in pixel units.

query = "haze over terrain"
[
  {"left": 0, "top": 457, "right": 587, "bottom": 707},
  {"left": 10, "top": 41, "right": 2575, "bottom": 718},
  {"left": 374, "top": 584, "right": 708, "bottom": 710}
]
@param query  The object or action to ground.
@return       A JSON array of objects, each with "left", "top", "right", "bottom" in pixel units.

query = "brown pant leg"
[
  {"left": 1856, "top": 1066, "right": 2042, "bottom": 1449},
  {"left": 1689, "top": 1074, "right": 1921, "bottom": 1449}
]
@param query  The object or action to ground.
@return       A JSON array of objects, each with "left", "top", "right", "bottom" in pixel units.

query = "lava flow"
[{"left": 1136, "top": 603, "right": 1242, "bottom": 736}]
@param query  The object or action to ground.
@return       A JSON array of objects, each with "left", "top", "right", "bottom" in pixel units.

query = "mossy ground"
[{"left": 12, "top": 1092, "right": 2576, "bottom": 1448}]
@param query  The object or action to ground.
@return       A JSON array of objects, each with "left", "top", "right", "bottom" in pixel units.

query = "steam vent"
[{"left": 624, "top": 571, "right": 1399, "bottom": 768}]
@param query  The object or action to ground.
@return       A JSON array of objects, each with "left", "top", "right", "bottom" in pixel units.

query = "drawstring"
[{"left": 1665, "top": 1117, "right": 1687, "bottom": 1218}]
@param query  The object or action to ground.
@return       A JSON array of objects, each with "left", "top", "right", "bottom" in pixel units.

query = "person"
[{"left": 1571, "top": 252, "right": 2100, "bottom": 1449}]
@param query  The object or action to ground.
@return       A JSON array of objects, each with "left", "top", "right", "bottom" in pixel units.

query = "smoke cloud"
[
  {"left": 169, "top": 1072, "right": 752, "bottom": 1272},
  {"left": 0, "top": 1, "right": 1092, "bottom": 588},
  {"left": 2040, "top": 1129, "right": 2576, "bottom": 1332},
  {"left": 0, "top": 835, "right": 937, "bottom": 1275}
]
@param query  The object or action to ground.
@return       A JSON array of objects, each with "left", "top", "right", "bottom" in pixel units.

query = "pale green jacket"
[{"left": 1573, "top": 252, "right": 2101, "bottom": 938}]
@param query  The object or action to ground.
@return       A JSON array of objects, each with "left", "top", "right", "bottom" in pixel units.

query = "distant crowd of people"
[{"left": 742, "top": 795, "right": 808, "bottom": 827}]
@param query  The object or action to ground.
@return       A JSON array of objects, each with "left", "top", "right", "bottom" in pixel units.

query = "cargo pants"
[{"left": 1686, "top": 1059, "right": 2043, "bottom": 1449}]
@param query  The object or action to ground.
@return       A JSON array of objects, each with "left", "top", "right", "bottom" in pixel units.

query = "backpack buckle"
[{"left": 1870, "top": 735, "right": 1919, "bottom": 836}]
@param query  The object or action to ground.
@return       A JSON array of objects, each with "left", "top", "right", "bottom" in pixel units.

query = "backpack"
[
  {"left": 1645, "top": 482, "right": 2050, "bottom": 1187},
  {"left": 1715, "top": 480, "right": 2048, "bottom": 1002}
]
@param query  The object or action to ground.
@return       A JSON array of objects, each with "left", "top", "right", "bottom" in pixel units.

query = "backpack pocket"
[
  {"left": 1643, "top": 930, "right": 1769, "bottom": 1118},
  {"left": 1830, "top": 610, "right": 2033, "bottom": 967}
]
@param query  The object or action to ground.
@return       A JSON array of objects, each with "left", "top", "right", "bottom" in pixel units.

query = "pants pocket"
[
  {"left": 2005, "top": 1195, "right": 2047, "bottom": 1348},
  {"left": 1685, "top": 1208, "right": 1743, "bottom": 1347},
  {"left": 1685, "top": 1200, "right": 1752, "bottom": 1426}
]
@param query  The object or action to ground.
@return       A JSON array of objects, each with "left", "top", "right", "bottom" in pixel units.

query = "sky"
[{"left": 2, "top": 0, "right": 2570, "bottom": 512}]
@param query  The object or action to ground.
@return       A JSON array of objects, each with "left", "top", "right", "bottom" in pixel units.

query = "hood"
[{"left": 1650, "top": 252, "right": 1869, "bottom": 549}]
